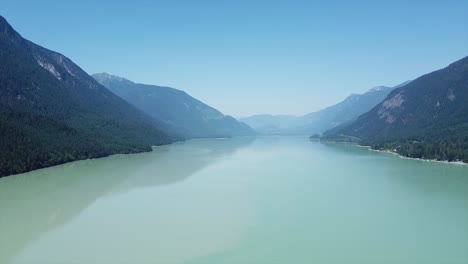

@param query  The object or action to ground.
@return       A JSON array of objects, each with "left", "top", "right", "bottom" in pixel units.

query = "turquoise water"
[{"left": 1, "top": 136, "right": 467, "bottom": 263}]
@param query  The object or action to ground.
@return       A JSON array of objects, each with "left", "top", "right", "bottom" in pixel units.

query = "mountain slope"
[
  {"left": 92, "top": 73, "right": 256, "bottom": 138},
  {"left": 325, "top": 56, "right": 468, "bottom": 162},
  {"left": 241, "top": 82, "right": 405, "bottom": 135},
  {"left": 0, "top": 16, "right": 172, "bottom": 177},
  {"left": 295, "top": 85, "right": 400, "bottom": 133}
]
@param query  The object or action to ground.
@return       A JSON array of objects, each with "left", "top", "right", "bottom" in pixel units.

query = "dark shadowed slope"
[
  {"left": 0, "top": 16, "right": 172, "bottom": 177},
  {"left": 325, "top": 56, "right": 468, "bottom": 162},
  {"left": 93, "top": 73, "right": 256, "bottom": 138}
]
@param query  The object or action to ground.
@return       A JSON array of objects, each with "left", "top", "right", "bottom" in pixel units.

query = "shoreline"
[
  {"left": 358, "top": 144, "right": 468, "bottom": 166},
  {"left": 0, "top": 140, "right": 179, "bottom": 179},
  {"left": 322, "top": 139, "right": 468, "bottom": 166},
  {"left": 1, "top": 136, "right": 254, "bottom": 179}
]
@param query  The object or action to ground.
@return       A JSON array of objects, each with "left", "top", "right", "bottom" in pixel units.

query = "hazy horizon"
[{"left": 3, "top": 0, "right": 468, "bottom": 116}]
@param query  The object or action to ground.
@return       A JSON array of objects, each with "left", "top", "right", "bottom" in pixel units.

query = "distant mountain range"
[
  {"left": 325, "top": 56, "right": 468, "bottom": 163},
  {"left": 92, "top": 73, "right": 256, "bottom": 139},
  {"left": 238, "top": 114, "right": 298, "bottom": 135},
  {"left": 241, "top": 81, "right": 410, "bottom": 135}
]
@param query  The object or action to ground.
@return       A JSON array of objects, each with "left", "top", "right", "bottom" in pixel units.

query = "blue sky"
[{"left": 2, "top": 0, "right": 468, "bottom": 117}]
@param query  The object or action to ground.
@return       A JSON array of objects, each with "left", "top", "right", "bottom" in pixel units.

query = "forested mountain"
[
  {"left": 325, "top": 56, "right": 468, "bottom": 163},
  {"left": 240, "top": 82, "right": 407, "bottom": 135},
  {"left": 93, "top": 73, "right": 256, "bottom": 138},
  {"left": 0, "top": 16, "right": 172, "bottom": 177}
]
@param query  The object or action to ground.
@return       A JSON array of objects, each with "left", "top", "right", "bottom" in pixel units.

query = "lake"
[{"left": 1, "top": 136, "right": 467, "bottom": 264}]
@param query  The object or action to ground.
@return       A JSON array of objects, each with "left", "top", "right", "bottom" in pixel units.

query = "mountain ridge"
[
  {"left": 240, "top": 82, "right": 407, "bottom": 135},
  {"left": 92, "top": 72, "right": 256, "bottom": 139}
]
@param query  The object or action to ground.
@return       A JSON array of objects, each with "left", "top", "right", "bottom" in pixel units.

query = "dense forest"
[
  {"left": 363, "top": 132, "right": 468, "bottom": 163},
  {"left": 324, "top": 56, "right": 468, "bottom": 163},
  {"left": 0, "top": 16, "right": 172, "bottom": 177}
]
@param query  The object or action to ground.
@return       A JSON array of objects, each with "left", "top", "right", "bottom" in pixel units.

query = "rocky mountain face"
[{"left": 325, "top": 56, "right": 468, "bottom": 162}]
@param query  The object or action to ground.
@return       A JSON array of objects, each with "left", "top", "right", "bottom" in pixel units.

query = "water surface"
[{"left": 1, "top": 136, "right": 467, "bottom": 263}]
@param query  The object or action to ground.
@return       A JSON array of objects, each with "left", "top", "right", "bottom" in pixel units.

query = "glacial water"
[{"left": 1, "top": 136, "right": 467, "bottom": 264}]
